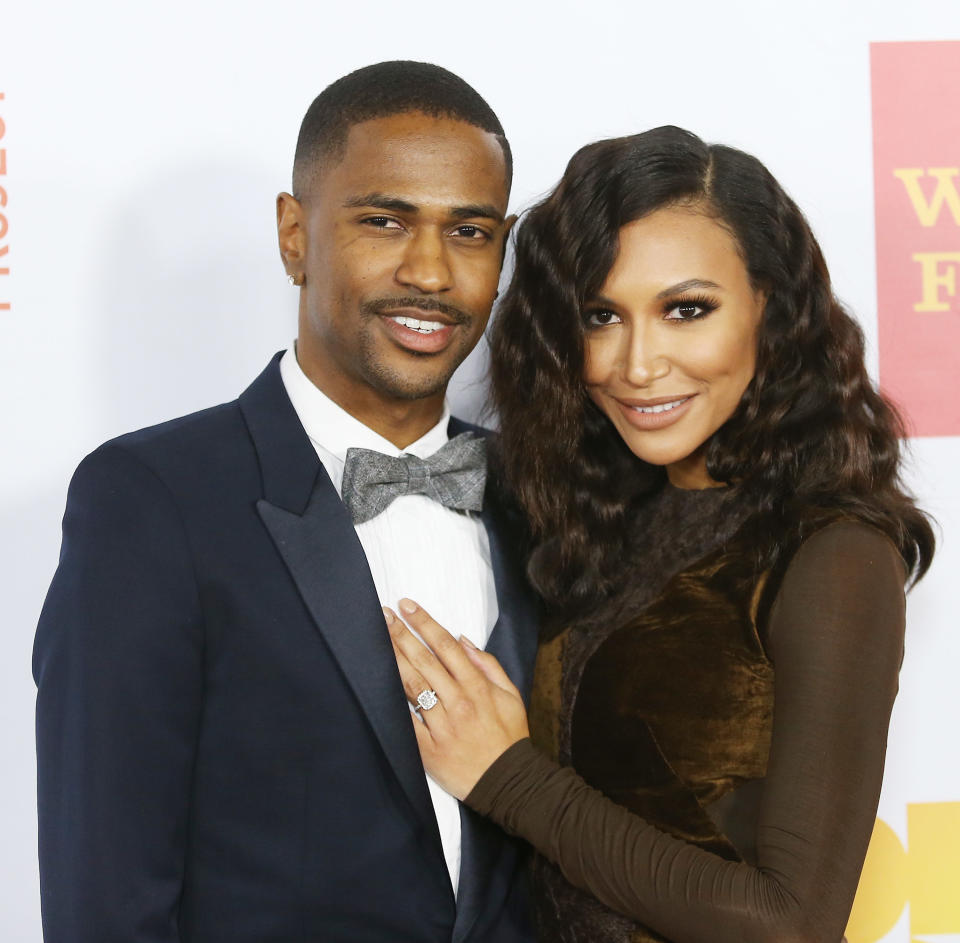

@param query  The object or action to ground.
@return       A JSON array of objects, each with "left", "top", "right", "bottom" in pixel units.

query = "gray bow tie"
[{"left": 341, "top": 432, "right": 487, "bottom": 525}]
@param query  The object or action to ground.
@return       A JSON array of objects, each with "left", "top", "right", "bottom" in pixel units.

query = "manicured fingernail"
[
  {"left": 382, "top": 607, "right": 395, "bottom": 624},
  {"left": 459, "top": 634, "right": 477, "bottom": 650},
  {"left": 399, "top": 598, "right": 418, "bottom": 614}
]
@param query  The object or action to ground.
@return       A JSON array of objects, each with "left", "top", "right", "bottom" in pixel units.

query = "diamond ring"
[{"left": 415, "top": 689, "right": 439, "bottom": 712}]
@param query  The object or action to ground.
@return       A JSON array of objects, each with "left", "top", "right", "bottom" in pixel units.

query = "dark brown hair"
[
  {"left": 293, "top": 61, "right": 512, "bottom": 198},
  {"left": 489, "top": 125, "right": 934, "bottom": 609}
]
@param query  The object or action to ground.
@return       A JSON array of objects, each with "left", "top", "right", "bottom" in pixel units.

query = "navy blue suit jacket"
[{"left": 34, "top": 354, "right": 539, "bottom": 943}]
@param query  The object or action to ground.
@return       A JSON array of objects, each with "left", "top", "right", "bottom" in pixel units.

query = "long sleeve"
[
  {"left": 466, "top": 522, "right": 906, "bottom": 943},
  {"left": 34, "top": 444, "right": 205, "bottom": 943}
]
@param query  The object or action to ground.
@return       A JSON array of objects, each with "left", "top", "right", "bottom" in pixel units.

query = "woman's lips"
[
  {"left": 615, "top": 394, "right": 695, "bottom": 430},
  {"left": 379, "top": 311, "right": 457, "bottom": 354}
]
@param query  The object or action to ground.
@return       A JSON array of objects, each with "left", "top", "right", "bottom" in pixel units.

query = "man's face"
[{"left": 282, "top": 112, "right": 511, "bottom": 420}]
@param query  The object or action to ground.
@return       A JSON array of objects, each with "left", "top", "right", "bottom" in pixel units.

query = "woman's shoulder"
[
  {"left": 786, "top": 514, "right": 906, "bottom": 583},
  {"left": 752, "top": 512, "right": 907, "bottom": 650}
]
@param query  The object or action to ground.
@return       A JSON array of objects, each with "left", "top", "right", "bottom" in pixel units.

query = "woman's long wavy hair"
[{"left": 489, "top": 125, "right": 934, "bottom": 610}]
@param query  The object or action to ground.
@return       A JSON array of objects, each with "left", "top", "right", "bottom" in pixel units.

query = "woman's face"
[{"left": 582, "top": 205, "right": 765, "bottom": 489}]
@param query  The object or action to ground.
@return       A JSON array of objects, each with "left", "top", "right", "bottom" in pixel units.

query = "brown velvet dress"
[{"left": 466, "top": 484, "right": 907, "bottom": 943}]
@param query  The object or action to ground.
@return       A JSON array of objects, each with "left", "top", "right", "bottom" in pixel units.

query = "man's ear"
[
  {"left": 276, "top": 192, "right": 306, "bottom": 283},
  {"left": 500, "top": 213, "right": 519, "bottom": 264}
]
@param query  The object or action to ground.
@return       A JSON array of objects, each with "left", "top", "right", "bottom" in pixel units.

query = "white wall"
[{"left": 3, "top": 1, "right": 959, "bottom": 939}]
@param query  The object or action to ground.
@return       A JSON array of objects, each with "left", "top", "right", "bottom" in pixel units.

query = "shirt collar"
[{"left": 279, "top": 346, "right": 451, "bottom": 462}]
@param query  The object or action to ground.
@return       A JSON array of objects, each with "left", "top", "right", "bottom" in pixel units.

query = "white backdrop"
[{"left": 3, "top": 2, "right": 959, "bottom": 940}]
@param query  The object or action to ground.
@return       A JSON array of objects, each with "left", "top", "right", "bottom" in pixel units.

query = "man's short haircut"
[{"left": 292, "top": 60, "right": 512, "bottom": 198}]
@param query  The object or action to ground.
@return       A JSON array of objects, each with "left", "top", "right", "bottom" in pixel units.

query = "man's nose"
[{"left": 395, "top": 229, "right": 454, "bottom": 294}]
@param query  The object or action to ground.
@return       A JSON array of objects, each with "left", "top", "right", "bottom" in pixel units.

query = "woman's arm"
[{"left": 464, "top": 521, "right": 906, "bottom": 943}]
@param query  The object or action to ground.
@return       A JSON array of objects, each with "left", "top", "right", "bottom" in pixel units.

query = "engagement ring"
[{"left": 415, "top": 689, "right": 439, "bottom": 711}]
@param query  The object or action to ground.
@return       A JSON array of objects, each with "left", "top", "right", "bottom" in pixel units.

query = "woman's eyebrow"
[{"left": 655, "top": 278, "right": 722, "bottom": 299}]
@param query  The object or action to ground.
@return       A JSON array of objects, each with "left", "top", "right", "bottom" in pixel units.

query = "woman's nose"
[{"left": 621, "top": 323, "right": 670, "bottom": 386}]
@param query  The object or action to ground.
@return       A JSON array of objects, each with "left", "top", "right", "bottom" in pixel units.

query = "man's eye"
[
  {"left": 452, "top": 225, "right": 488, "bottom": 240},
  {"left": 583, "top": 309, "right": 622, "bottom": 327},
  {"left": 363, "top": 216, "right": 402, "bottom": 229}
]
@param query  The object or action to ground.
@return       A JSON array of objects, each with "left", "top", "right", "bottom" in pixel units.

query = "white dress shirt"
[{"left": 279, "top": 347, "right": 498, "bottom": 897}]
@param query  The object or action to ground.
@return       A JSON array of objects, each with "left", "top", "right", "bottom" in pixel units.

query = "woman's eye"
[
  {"left": 664, "top": 301, "right": 712, "bottom": 321},
  {"left": 584, "top": 309, "right": 622, "bottom": 327}
]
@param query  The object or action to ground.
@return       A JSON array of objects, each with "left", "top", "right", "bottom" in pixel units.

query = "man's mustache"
[{"left": 361, "top": 296, "right": 471, "bottom": 326}]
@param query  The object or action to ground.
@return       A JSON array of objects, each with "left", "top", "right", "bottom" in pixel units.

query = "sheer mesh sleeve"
[{"left": 466, "top": 522, "right": 906, "bottom": 943}]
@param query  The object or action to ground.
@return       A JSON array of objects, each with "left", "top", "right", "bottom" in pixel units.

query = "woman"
[{"left": 383, "top": 126, "right": 934, "bottom": 942}]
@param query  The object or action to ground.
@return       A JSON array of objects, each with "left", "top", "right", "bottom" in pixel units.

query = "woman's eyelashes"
[
  {"left": 583, "top": 308, "right": 622, "bottom": 328},
  {"left": 662, "top": 294, "right": 720, "bottom": 321},
  {"left": 583, "top": 294, "right": 720, "bottom": 329}
]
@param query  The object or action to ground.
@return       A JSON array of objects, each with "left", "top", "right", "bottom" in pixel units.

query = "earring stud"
[{"left": 287, "top": 274, "right": 296, "bottom": 286}]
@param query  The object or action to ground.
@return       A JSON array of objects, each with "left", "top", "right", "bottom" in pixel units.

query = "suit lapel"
[
  {"left": 240, "top": 355, "right": 442, "bottom": 848},
  {"left": 451, "top": 429, "right": 540, "bottom": 942},
  {"left": 239, "top": 376, "right": 538, "bottom": 937},
  {"left": 446, "top": 417, "right": 539, "bottom": 705},
  {"left": 481, "top": 500, "right": 539, "bottom": 706}
]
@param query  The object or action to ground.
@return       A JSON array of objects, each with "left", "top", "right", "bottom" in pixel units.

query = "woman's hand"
[{"left": 384, "top": 599, "right": 530, "bottom": 800}]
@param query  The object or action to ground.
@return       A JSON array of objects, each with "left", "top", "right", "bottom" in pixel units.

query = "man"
[{"left": 34, "top": 61, "right": 538, "bottom": 943}]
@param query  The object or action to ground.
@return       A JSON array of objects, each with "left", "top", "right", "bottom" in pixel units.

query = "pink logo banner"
[{"left": 872, "top": 41, "right": 960, "bottom": 437}]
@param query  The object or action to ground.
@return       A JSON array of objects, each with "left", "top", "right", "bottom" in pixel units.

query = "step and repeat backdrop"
[
  {"left": 847, "top": 40, "right": 960, "bottom": 943},
  {"left": 2, "top": 2, "right": 958, "bottom": 940}
]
